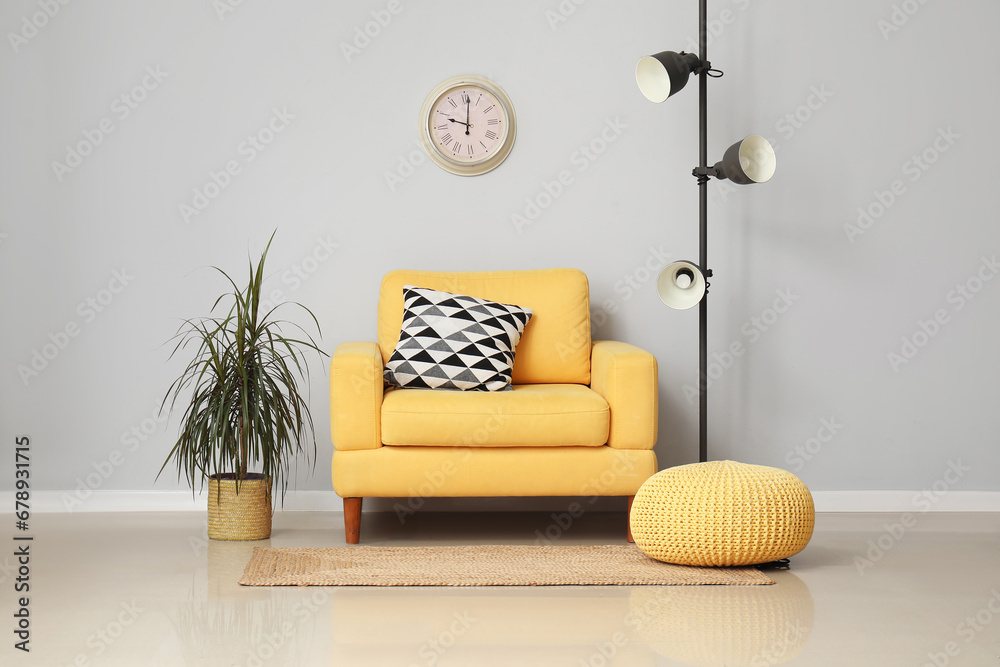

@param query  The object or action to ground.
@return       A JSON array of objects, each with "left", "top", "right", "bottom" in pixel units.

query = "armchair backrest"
[{"left": 377, "top": 268, "right": 591, "bottom": 385}]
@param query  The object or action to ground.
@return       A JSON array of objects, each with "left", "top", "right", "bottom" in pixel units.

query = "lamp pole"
[
  {"left": 697, "top": 0, "right": 710, "bottom": 463},
  {"left": 636, "top": 0, "right": 776, "bottom": 465}
]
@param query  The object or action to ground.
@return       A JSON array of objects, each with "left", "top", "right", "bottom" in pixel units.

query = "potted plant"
[{"left": 159, "top": 233, "right": 325, "bottom": 540}]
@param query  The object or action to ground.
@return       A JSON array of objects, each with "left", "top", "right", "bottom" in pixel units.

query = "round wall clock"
[{"left": 418, "top": 75, "right": 516, "bottom": 176}]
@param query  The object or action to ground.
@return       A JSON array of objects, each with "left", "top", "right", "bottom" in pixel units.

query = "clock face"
[
  {"left": 419, "top": 76, "right": 516, "bottom": 176},
  {"left": 429, "top": 86, "right": 506, "bottom": 163}
]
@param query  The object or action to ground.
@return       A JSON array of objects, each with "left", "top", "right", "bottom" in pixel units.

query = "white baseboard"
[
  {"left": 4, "top": 490, "right": 1000, "bottom": 514},
  {"left": 811, "top": 491, "right": 1000, "bottom": 513},
  {"left": 5, "top": 490, "right": 340, "bottom": 513}
]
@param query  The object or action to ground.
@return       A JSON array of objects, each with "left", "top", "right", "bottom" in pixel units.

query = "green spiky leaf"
[{"left": 158, "top": 232, "right": 327, "bottom": 504}]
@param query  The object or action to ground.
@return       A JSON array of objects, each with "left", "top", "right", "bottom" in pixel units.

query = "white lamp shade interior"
[
  {"left": 656, "top": 261, "right": 706, "bottom": 310},
  {"left": 738, "top": 135, "right": 776, "bottom": 183},
  {"left": 636, "top": 56, "right": 671, "bottom": 103}
]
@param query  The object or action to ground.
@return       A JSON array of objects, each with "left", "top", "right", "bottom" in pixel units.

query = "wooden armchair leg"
[
  {"left": 626, "top": 495, "right": 635, "bottom": 543},
  {"left": 343, "top": 497, "right": 362, "bottom": 544}
]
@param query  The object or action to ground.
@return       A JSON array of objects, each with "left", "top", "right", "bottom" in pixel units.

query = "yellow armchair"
[{"left": 330, "top": 269, "right": 658, "bottom": 543}]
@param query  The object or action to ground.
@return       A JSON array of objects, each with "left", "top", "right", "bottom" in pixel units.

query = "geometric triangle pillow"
[{"left": 383, "top": 285, "right": 533, "bottom": 391}]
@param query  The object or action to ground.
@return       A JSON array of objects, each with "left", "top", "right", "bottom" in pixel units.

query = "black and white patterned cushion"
[{"left": 383, "top": 285, "right": 533, "bottom": 391}]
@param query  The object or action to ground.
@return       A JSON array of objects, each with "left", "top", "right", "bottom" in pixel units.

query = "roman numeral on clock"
[
  {"left": 448, "top": 97, "right": 458, "bottom": 108},
  {"left": 483, "top": 104, "right": 495, "bottom": 113},
  {"left": 485, "top": 130, "right": 498, "bottom": 141},
  {"left": 486, "top": 118, "right": 499, "bottom": 125},
  {"left": 452, "top": 141, "right": 462, "bottom": 153},
  {"left": 440, "top": 133, "right": 453, "bottom": 145}
]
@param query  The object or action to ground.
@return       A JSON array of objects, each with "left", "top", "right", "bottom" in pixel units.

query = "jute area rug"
[{"left": 238, "top": 545, "right": 773, "bottom": 587}]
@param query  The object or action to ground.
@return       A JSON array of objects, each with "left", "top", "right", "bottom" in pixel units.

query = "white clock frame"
[{"left": 418, "top": 75, "right": 517, "bottom": 177}]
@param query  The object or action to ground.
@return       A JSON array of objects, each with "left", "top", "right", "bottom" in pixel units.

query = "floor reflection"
[
  {"left": 24, "top": 511, "right": 998, "bottom": 666},
  {"left": 326, "top": 572, "right": 813, "bottom": 667},
  {"left": 628, "top": 572, "right": 813, "bottom": 666},
  {"left": 164, "top": 539, "right": 324, "bottom": 667}
]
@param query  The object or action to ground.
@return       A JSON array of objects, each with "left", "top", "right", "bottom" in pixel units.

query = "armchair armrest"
[
  {"left": 590, "top": 340, "right": 658, "bottom": 450},
  {"left": 330, "top": 341, "right": 384, "bottom": 451}
]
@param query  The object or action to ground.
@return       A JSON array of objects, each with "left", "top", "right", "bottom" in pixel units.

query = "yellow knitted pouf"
[{"left": 630, "top": 461, "right": 815, "bottom": 567}]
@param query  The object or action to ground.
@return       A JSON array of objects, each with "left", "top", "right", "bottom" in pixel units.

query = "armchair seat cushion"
[{"left": 381, "top": 384, "right": 610, "bottom": 448}]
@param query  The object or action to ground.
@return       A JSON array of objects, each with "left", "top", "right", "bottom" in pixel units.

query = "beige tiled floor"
[{"left": 2, "top": 510, "right": 998, "bottom": 666}]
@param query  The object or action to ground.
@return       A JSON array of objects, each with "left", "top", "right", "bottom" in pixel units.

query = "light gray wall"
[{"left": 2, "top": 1, "right": 998, "bottom": 501}]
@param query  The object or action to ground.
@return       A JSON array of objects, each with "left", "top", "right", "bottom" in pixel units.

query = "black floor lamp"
[{"left": 635, "top": 0, "right": 776, "bottom": 463}]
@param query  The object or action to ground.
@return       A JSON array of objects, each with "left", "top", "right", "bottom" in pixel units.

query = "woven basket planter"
[
  {"left": 207, "top": 474, "right": 273, "bottom": 541},
  {"left": 630, "top": 461, "right": 814, "bottom": 566}
]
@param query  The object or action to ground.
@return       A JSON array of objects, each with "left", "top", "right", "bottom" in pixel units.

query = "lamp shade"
[
  {"left": 713, "top": 135, "right": 776, "bottom": 184},
  {"left": 636, "top": 51, "right": 702, "bottom": 103},
  {"left": 657, "top": 261, "right": 706, "bottom": 310}
]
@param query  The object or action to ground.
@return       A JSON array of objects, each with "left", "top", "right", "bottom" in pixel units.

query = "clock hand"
[
  {"left": 465, "top": 98, "right": 471, "bottom": 135},
  {"left": 446, "top": 117, "right": 472, "bottom": 128}
]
